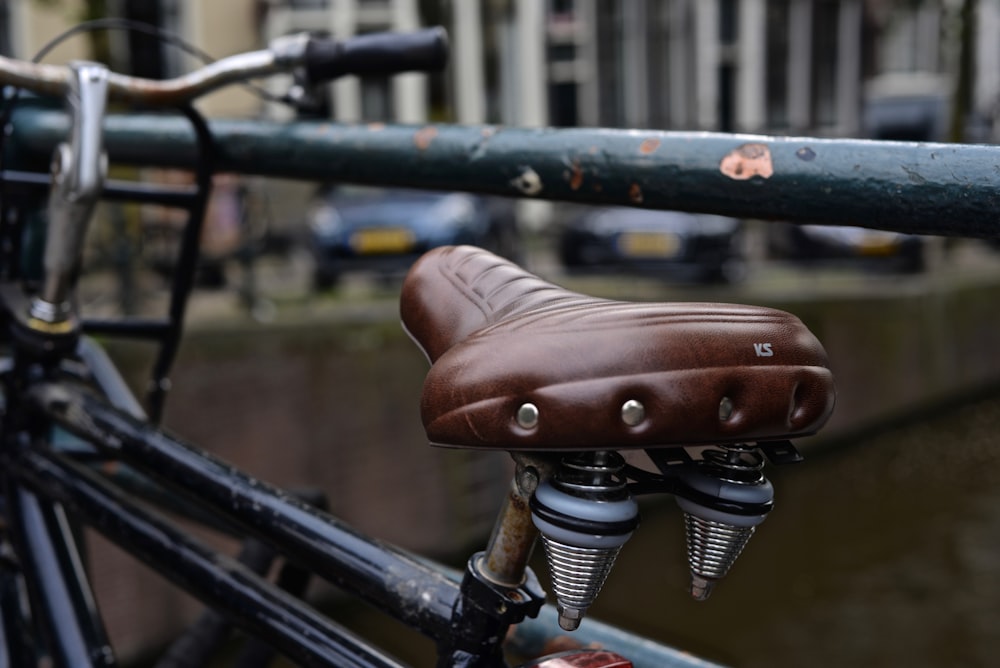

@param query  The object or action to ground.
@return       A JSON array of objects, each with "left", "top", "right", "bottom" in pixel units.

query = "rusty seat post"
[{"left": 477, "top": 453, "right": 559, "bottom": 588}]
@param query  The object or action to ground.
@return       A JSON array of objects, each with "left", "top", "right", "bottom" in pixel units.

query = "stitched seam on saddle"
[
  {"left": 439, "top": 247, "right": 493, "bottom": 325},
  {"left": 478, "top": 301, "right": 794, "bottom": 335}
]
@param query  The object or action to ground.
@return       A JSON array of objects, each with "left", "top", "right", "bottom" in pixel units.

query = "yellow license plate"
[
  {"left": 858, "top": 237, "right": 899, "bottom": 256},
  {"left": 350, "top": 228, "right": 415, "bottom": 255},
  {"left": 618, "top": 232, "right": 680, "bottom": 258}
]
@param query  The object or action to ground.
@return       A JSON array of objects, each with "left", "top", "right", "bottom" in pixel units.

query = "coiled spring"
[
  {"left": 540, "top": 537, "right": 622, "bottom": 610},
  {"left": 684, "top": 514, "right": 755, "bottom": 580},
  {"left": 702, "top": 442, "right": 765, "bottom": 484}
]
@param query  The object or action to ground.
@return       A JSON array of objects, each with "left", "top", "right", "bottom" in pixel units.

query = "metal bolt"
[
  {"left": 719, "top": 397, "right": 734, "bottom": 422},
  {"left": 517, "top": 467, "right": 539, "bottom": 495},
  {"left": 621, "top": 399, "right": 645, "bottom": 427},
  {"left": 516, "top": 402, "right": 539, "bottom": 429}
]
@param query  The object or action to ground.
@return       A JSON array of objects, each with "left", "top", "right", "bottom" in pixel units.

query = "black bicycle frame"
[
  {"left": 0, "top": 105, "right": 530, "bottom": 666},
  {"left": 7, "top": 103, "right": 994, "bottom": 667},
  {"left": 1, "top": 369, "right": 537, "bottom": 667},
  {"left": 2, "top": 373, "right": 708, "bottom": 668},
  {"left": 11, "top": 366, "right": 558, "bottom": 668}
]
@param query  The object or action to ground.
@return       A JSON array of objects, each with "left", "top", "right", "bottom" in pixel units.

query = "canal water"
[
  {"left": 318, "top": 388, "right": 1000, "bottom": 667},
  {"left": 107, "top": 286, "right": 1000, "bottom": 667},
  {"left": 586, "top": 388, "right": 1000, "bottom": 668}
]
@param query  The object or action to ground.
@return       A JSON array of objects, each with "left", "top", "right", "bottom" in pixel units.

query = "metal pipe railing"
[{"left": 8, "top": 107, "right": 1000, "bottom": 239}]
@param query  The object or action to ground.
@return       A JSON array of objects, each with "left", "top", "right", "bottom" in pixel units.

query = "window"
[
  {"left": 360, "top": 76, "right": 393, "bottom": 122},
  {"left": 717, "top": 0, "right": 738, "bottom": 132},
  {"left": 0, "top": 0, "right": 13, "bottom": 56},
  {"left": 594, "top": 1, "right": 622, "bottom": 126},
  {"left": 123, "top": 0, "right": 167, "bottom": 79},
  {"left": 811, "top": 0, "right": 839, "bottom": 127},
  {"left": 765, "top": 0, "right": 791, "bottom": 130}
]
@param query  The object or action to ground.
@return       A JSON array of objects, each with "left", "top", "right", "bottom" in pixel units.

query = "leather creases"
[{"left": 401, "top": 245, "right": 835, "bottom": 451}]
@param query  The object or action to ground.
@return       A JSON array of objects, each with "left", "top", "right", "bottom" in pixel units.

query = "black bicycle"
[{"left": 13, "top": 19, "right": 969, "bottom": 668}]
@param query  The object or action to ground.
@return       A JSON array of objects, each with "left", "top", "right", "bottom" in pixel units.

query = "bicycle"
[{"left": 12, "top": 18, "right": 984, "bottom": 668}]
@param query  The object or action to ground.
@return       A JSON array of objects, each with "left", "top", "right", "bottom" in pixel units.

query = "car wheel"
[
  {"left": 197, "top": 261, "right": 228, "bottom": 289},
  {"left": 313, "top": 268, "right": 340, "bottom": 291},
  {"left": 485, "top": 225, "right": 524, "bottom": 264},
  {"left": 897, "top": 245, "right": 926, "bottom": 274},
  {"left": 703, "top": 256, "right": 747, "bottom": 284}
]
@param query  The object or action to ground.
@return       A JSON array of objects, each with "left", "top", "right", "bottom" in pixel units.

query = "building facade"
[{"left": 2, "top": 0, "right": 997, "bottom": 138}]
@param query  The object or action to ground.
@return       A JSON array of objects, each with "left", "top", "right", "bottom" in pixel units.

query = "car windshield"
[
  {"left": 330, "top": 185, "right": 445, "bottom": 207},
  {"left": 587, "top": 208, "right": 739, "bottom": 235}
]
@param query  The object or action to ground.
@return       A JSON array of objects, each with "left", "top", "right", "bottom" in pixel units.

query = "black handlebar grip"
[{"left": 304, "top": 27, "right": 449, "bottom": 83}]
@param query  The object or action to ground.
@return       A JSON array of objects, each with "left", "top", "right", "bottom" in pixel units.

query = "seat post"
[{"left": 476, "top": 453, "right": 558, "bottom": 587}]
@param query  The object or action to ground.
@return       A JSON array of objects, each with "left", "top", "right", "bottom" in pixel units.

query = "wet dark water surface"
[
  {"left": 329, "top": 392, "right": 1000, "bottom": 668},
  {"left": 587, "top": 391, "right": 1000, "bottom": 668},
  {"left": 110, "top": 320, "right": 1000, "bottom": 667}
]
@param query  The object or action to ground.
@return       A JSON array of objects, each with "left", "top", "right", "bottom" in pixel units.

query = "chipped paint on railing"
[
  {"left": 720, "top": 143, "right": 774, "bottom": 180},
  {"left": 9, "top": 109, "right": 1000, "bottom": 239}
]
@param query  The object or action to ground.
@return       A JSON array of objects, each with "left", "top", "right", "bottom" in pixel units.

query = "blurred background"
[
  {"left": 5, "top": 0, "right": 1000, "bottom": 303},
  {"left": 5, "top": 1, "right": 1000, "bottom": 666}
]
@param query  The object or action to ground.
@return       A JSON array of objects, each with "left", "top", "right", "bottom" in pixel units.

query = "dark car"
[
  {"left": 764, "top": 73, "right": 960, "bottom": 275},
  {"left": 558, "top": 207, "right": 745, "bottom": 283},
  {"left": 306, "top": 186, "right": 519, "bottom": 288},
  {"left": 767, "top": 223, "right": 925, "bottom": 274}
]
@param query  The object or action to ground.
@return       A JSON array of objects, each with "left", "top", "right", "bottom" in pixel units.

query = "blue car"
[
  {"left": 306, "top": 186, "right": 519, "bottom": 289},
  {"left": 558, "top": 207, "right": 746, "bottom": 283}
]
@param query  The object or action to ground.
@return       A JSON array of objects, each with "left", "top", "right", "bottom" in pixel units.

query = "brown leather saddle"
[{"left": 401, "top": 245, "right": 835, "bottom": 450}]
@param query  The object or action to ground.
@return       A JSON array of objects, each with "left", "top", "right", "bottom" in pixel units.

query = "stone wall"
[{"left": 83, "top": 272, "right": 1000, "bottom": 661}]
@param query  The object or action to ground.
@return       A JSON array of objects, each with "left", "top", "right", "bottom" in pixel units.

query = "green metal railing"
[{"left": 8, "top": 107, "right": 1000, "bottom": 240}]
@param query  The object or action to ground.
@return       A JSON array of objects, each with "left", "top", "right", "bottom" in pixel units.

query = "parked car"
[
  {"left": 767, "top": 223, "right": 926, "bottom": 274},
  {"left": 306, "top": 186, "right": 519, "bottom": 289},
  {"left": 763, "top": 74, "right": 963, "bottom": 276},
  {"left": 557, "top": 207, "right": 746, "bottom": 283},
  {"left": 764, "top": 73, "right": 966, "bottom": 276}
]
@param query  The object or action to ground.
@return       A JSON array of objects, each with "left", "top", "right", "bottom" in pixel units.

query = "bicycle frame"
[
  {"left": 1, "top": 344, "right": 715, "bottom": 668},
  {"left": 0, "top": 117, "right": 742, "bottom": 668},
  {"left": 1, "top": 71, "right": 998, "bottom": 668}
]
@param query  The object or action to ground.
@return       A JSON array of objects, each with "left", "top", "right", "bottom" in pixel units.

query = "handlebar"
[
  {"left": 0, "top": 27, "right": 449, "bottom": 106},
  {"left": 304, "top": 27, "right": 448, "bottom": 84},
  {"left": 0, "top": 25, "right": 449, "bottom": 340}
]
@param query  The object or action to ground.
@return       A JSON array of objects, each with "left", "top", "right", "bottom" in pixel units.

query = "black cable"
[
  {"left": 0, "top": 18, "right": 217, "bottom": 281},
  {"left": 28, "top": 16, "right": 284, "bottom": 102},
  {"left": 31, "top": 17, "right": 216, "bottom": 64},
  {"left": 1, "top": 16, "right": 285, "bottom": 143},
  {"left": 0, "top": 15, "right": 287, "bottom": 203},
  {"left": 0, "top": 16, "right": 291, "bottom": 280}
]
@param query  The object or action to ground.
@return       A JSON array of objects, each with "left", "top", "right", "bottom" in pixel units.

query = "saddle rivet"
[
  {"left": 516, "top": 403, "right": 540, "bottom": 429},
  {"left": 719, "top": 397, "right": 734, "bottom": 422},
  {"left": 621, "top": 400, "right": 645, "bottom": 426}
]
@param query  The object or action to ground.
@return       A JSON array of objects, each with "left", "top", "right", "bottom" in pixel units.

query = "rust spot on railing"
[
  {"left": 567, "top": 160, "right": 584, "bottom": 190},
  {"left": 629, "top": 183, "right": 644, "bottom": 203},
  {"left": 640, "top": 138, "right": 661, "bottom": 154},
  {"left": 413, "top": 126, "right": 438, "bottom": 150},
  {"left": 720, "top": 143, "right": 774, "bottom": 180}
]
